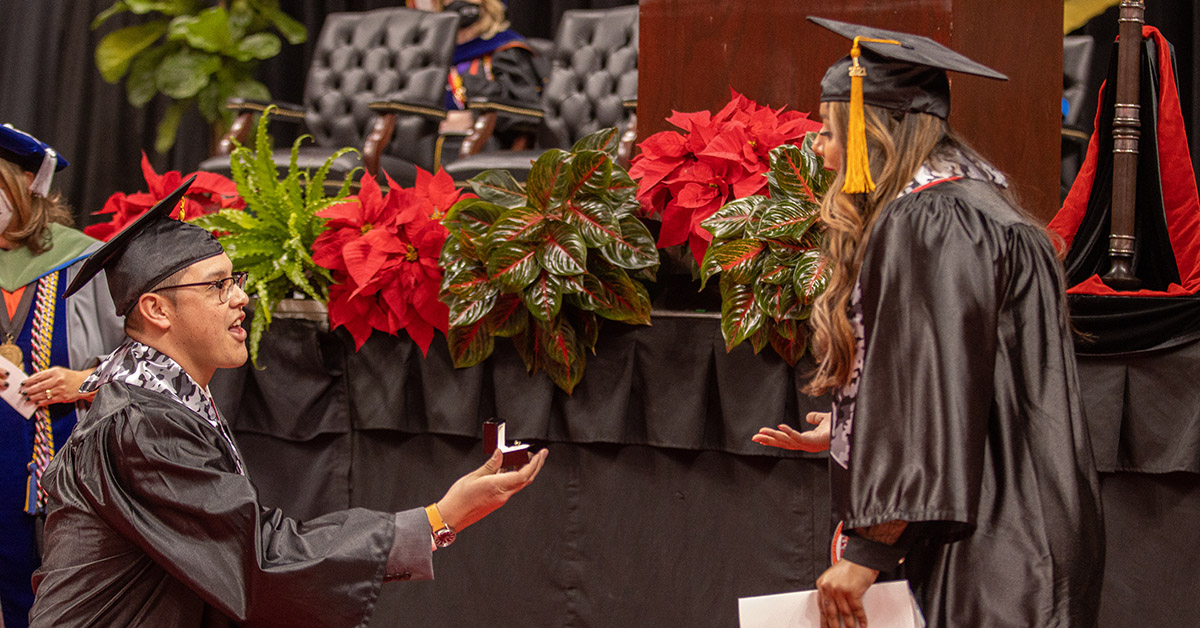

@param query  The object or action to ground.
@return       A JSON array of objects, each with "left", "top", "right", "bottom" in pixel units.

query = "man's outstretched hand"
[{"left": 436, "top": 448, "right": 549, "bottom": 532}]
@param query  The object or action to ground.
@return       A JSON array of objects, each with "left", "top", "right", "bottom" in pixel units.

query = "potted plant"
[
  {"left": 697, "top": 136, "right": 834, "bottom": 366},
  {"left": 92, "top": 0, "right": 307, "bottom": 153},
  {"left": 192, "top": 106, "right": 356, "bottom": 365},
  {"left": 629, "top": 88, "right": 822, "bottom": 264},
  {"left": 312, "top": 167, "right": 472, "bottom": 354},
  {"left": 439, "top": 128, "right": 659, "bottom": 394}
]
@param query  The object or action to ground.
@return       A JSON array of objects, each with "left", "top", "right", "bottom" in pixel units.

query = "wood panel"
[{"left": 639, "top": 0, "right": 1062, "bottom": 221}]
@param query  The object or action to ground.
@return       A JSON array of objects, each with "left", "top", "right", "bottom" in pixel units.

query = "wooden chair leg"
[
  {"left": 216, "top": 112, "right": 255, "bottom": 156},
  {"left": 459, "top": 111, "right": 498, "bottom": 158},
  {"left": 364, "top": 113, "right": 397, "bottom": 176},
  {"left": 618, "top": 112, "right": 638, "bottom": 169}
]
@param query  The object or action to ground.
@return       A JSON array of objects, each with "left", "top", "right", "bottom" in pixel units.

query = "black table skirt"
[{"left": 210, "top": 316, "right": 1200, "bottom": 627}]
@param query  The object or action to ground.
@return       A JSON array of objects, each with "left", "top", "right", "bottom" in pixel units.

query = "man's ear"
[{"left": 134, "top": 293, "right": 173, "bottom": 332}]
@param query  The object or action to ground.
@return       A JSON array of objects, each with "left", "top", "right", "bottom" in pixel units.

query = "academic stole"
[{"left": 23, "top": 272, "right": 57, "bottom": 515}]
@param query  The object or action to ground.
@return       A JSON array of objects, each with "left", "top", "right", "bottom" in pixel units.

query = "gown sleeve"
[
  {"left": 83, "top": 392, "right": 432, "bottom": 626},
  {"left": 837, "top": 191, "right": 1003, "bottom": 542}
]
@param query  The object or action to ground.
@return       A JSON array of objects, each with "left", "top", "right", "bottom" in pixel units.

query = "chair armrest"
[
  {"left": 465, "top": 98, "right": 544, "bottom": 123},
  {"left": 623, "top": 99, "right": 637, "bottom": 111},
  {"left": 214, "top": 99, "right": 307, "bottom": 156},
  {"left": 225, "top": 98, "right": 306, "bottom": 120},
  {"left": 369, "top": 100, "right": 448, "bottom": 120}
]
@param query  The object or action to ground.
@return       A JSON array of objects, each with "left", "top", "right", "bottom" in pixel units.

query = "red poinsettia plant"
[
  {"left": 313, "top": 168, "right": 473, "bottom": 353},
  {"left": 85, "top": 152, "right": 244, "bottom": 241},
  {"left": 629, "top": 88, "right": 822, "bottom": 263}
]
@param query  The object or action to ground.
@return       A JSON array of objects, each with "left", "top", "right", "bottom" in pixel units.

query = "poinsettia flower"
[
  {"left": 85, "top": 152, "right": 243, "bottom": 241},
  {"left": 630, "top": 88, "right": 822, "bottom": 262},
  {"left": 313, "top": 167, "right": 473, "bottom": 354}
]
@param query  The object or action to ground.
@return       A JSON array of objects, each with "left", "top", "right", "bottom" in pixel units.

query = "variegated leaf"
[
  {"left": 768, "top": 319, "right": 808, "bottom": 366},
  {"left": 522, "top": 272, "right": 565, "bottom": 322},
  {"left": 793, "top": 249, "right": 832, "bottom": 306},
  {"left": 570, "top": 127, "right": 619, "bottom": 157},
  {"left": 536, "top": 221, "right": 588, "bottom": 276},
  {"left": 699, "top": 238, "right": 766, "bottom": 289},
  {"left": 701, "top": 196, "right": 768, "bottom": 240},
  {"left": 719, "top": 278, "right": 766, "bottom": 352},
  {"left": 486, "top": 242, "right": 540, "bottom": 292},
  {"left": 467, "top": 169, "right": 528, "bottom": 209},
  {"left": 447, "top": 318, "right": 496, "bottom": 368},
  {"left": 598, "top": 214, "right": 659, "bottom": 270},
  {"left": 563, "top": 197, "right": 622, "bottom": 247},
  {"left": 757, "top": 199, "right": 819, "bottom": 241},
  {"left": 446, "top": 291, "right": 498, "bottom": 327},
  {"left": 443, "top": 266, "right": 498, "bottom": 301},
  {"left": 489, "top": 294, "right": 528, "bottom": 338},
  {"left": 753, "top": 281, "right": 802, "bottom": 320},
  {"left": 534, "top": 316, "right": 586, "bottom": 394},
  {"left": 526, "top": 149, "right": 568, "bottom": 211}
]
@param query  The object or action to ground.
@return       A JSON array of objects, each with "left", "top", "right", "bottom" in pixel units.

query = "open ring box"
[{"left": 483, "top": 419, "right": 533, "bottom": 468}]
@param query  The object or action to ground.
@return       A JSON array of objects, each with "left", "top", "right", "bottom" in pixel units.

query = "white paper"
[
  {"left": 0, "top": 354, "right": 37, "bottom": 419},
  {"left": 739, "top": 580, "right": 925, "bottom": 628}
]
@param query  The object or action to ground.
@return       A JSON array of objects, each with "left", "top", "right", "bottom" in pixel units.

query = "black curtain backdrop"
[{"left": 0, "top": 0, "right": 634, "bottom": 228}]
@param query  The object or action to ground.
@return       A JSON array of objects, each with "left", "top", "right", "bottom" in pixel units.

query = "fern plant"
[
  {"left": 698, "top": 134, "right": 834, "bottom": 366},
  {"left": 192, "top": 106, "right": 357, "bottom": 365}
]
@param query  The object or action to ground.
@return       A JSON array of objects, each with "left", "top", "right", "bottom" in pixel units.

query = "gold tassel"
[{"left": 841, "top": 36, "right": 902, "bottom": 195}]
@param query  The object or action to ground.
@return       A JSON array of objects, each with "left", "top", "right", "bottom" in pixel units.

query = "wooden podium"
[{"left": 639, "top": 1, "right": 1062, "bottom": 221}]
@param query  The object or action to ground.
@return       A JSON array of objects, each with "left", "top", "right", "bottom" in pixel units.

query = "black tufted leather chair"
[
  {"left": 443, "top": 5, "right": 638, "bottom": 184},
  {"left": 201, "top": 7, "right": 459, "bottom": 188}
]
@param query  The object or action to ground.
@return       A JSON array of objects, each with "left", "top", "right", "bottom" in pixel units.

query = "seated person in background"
[
  {"left": 29, "top": 179, "right": 548, "bottom": 627},
  {"left": 443, "top": 0, "right": 544, "bottom": 147},
  {"left": 0, "top": 124, "right": 124, "bottom": 628}
]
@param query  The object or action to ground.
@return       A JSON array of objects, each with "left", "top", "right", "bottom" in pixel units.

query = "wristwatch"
[{"left": 425, "top": 503, "right": 456, "bottom": 548}]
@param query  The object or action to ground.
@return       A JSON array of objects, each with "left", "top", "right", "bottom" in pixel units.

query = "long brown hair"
[
  {"left": 806, "top": 102, "right": 956, "bottom": 396},
  {"left": 0, "top": 158, "right": 73, "bottom": 255}
]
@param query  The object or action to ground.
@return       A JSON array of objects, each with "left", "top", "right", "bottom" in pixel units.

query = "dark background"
[{"left": 0, "top": 0, "right": 635, "bottom": 227}]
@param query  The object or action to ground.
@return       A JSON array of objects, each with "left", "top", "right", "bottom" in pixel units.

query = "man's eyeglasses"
[{"left": 151, "top": 271, "right": 249, "bottom": 304}]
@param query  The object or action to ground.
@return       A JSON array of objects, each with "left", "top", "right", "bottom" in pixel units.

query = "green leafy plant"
[
  {"left": 439, "top": 128, "right": 659, "bottom": 394},
  {"left": 698, "top": 134, "right": 835, "bottom": 366},
  {"left": 92, "top": 0, "right": 306, "bottom": 153},
  {"left": 192, "top": 106, "right": 357, "bottom": 365}
]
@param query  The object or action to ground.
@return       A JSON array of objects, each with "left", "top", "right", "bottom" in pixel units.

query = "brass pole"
[{"left": 1102, "top": 0, "right": 1145, "bottom": 290}]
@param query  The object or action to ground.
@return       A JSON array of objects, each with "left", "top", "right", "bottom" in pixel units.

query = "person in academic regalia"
[
  {"left": 443, "top": 0, "right": 543, "bottom": 144},
  {"left": 0, "top": 124, "right": 124, "bottom": 628},
  {"left": 754, "top": 18, "right": 1103, "bottom": 628},
  {"left": 28, "top": 178, "right": 548, "bottom": 627}
]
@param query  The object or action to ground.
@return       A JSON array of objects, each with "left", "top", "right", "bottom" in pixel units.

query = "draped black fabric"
[{"left": 210, "top": 315, "right": 835, "bottom": 628}]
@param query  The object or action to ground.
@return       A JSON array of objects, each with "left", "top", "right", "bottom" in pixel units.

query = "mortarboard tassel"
[{"left": 843, "top": 36, "right": 901, "bottom": 195}]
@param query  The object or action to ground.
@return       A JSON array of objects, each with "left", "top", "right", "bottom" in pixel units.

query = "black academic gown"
[
  {"left": 829, "top": 178, "right": 1104, "bottom": 627},
  {"left": 29, "top": 382, "right": 413, "bottom": 628}
]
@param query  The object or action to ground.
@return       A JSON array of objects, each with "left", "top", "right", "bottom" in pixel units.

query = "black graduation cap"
[
  {"left": 64, "top": 176, "right": 225, "bottom": 316},
  {"left": 807, "top": 17, "right": 1007, "bottom": 194}
]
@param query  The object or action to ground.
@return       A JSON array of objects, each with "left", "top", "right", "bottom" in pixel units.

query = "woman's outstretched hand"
[{"left": 752, "top": 411, "right": 831, "bottom": 452}]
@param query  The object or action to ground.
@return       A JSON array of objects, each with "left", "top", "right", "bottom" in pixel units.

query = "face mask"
[
  {"left": 446, "top": 0, "right": 481, "bottom": 29},
  {"left": 0, "top": 189, "right": 13, "bottom": 235}
]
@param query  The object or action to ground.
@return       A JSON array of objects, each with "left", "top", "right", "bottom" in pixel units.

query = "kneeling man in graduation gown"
[{"left": 28, "top": 178, "right": 548, "bottom": 627}]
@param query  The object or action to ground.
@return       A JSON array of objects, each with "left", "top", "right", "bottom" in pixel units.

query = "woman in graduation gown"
[
  {"left": 755, "top": 19, "right": 1103, "bottom": 628},
  {"left": 0, "top": 125, "right": 124, "bottom": 628}
]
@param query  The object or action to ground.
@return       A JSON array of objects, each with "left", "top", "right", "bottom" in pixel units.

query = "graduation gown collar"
[{"left": 81, "top": 339, "right": 245, "bottom": 473}]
